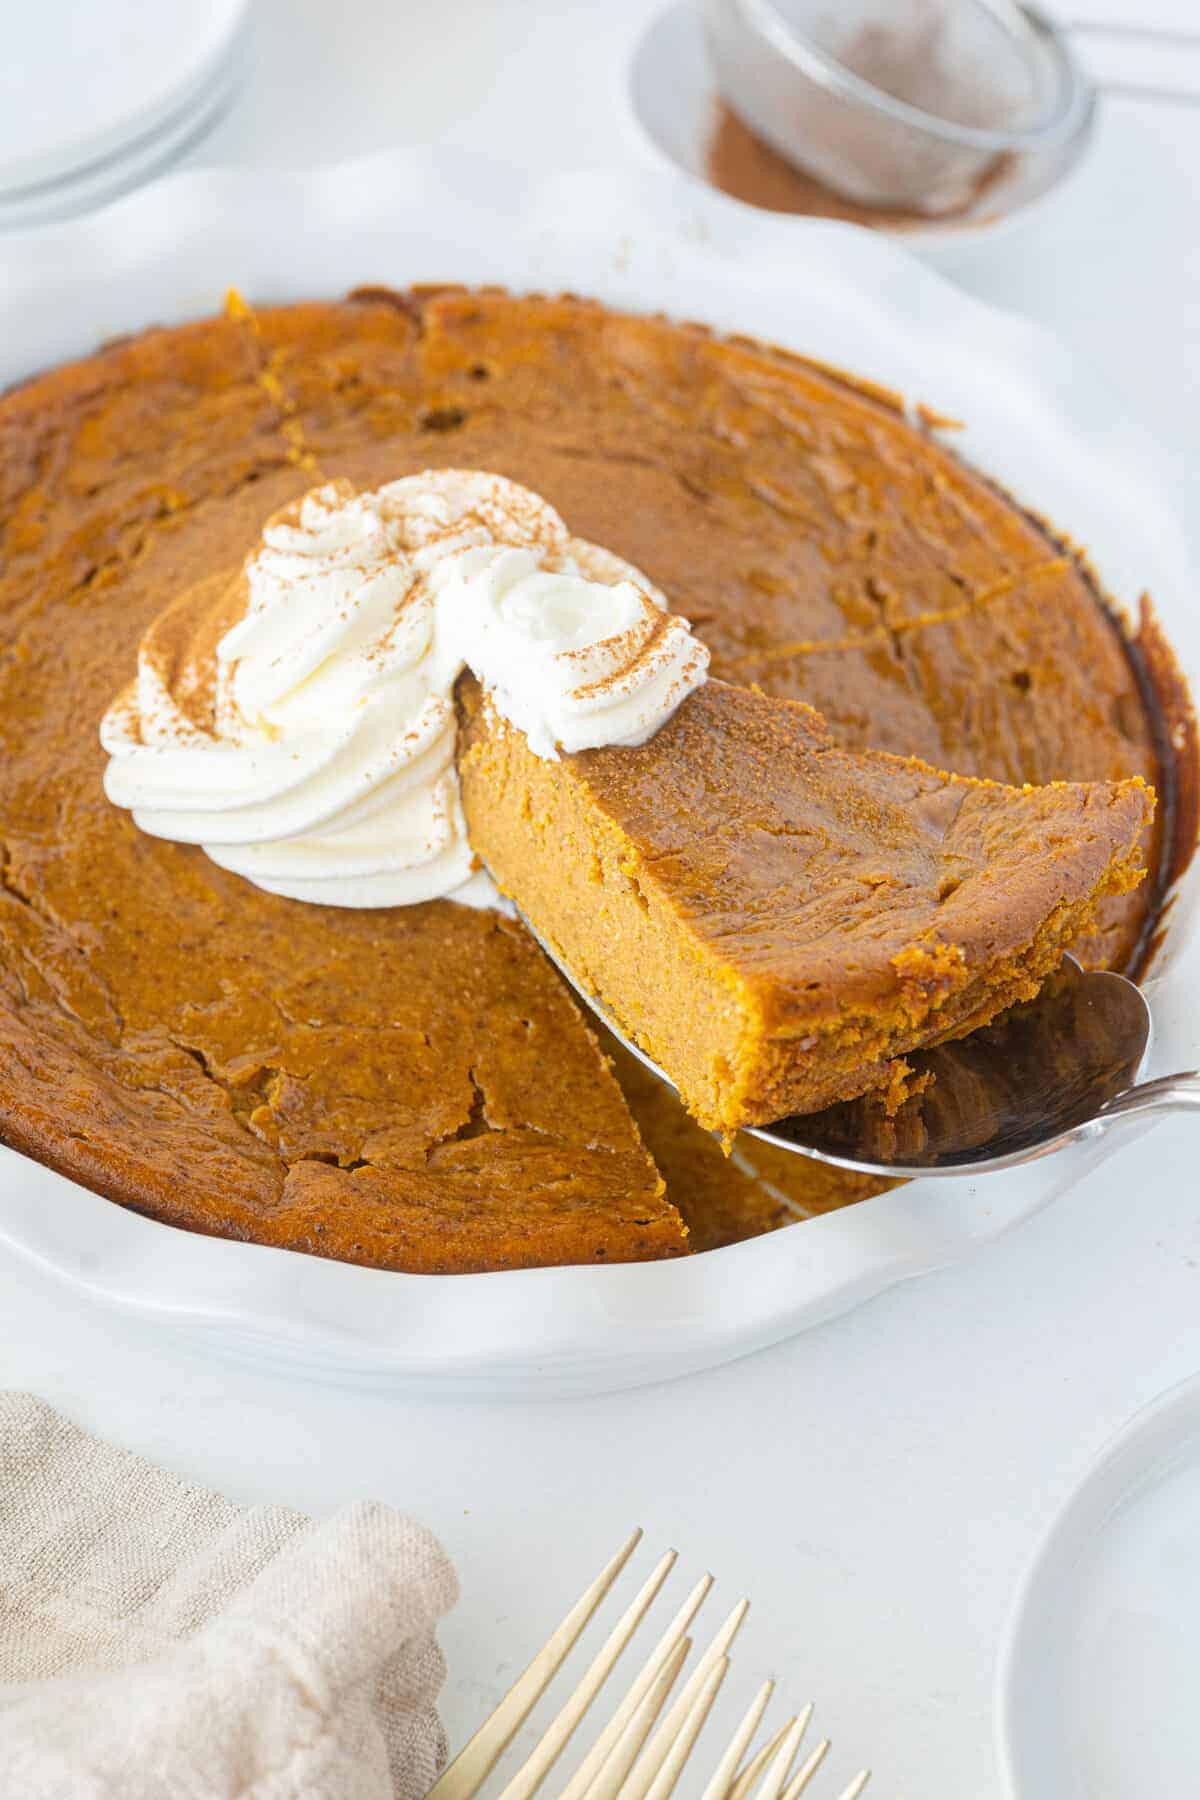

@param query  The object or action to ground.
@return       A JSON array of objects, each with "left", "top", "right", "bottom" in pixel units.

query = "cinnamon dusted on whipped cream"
[{"left": 100, "top": 472, "right": 710, "bottom": 909}]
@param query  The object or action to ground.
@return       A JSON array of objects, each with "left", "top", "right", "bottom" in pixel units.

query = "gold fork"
[{"left": 426, "top": 1530, "right": 871, "bottom": 1800}]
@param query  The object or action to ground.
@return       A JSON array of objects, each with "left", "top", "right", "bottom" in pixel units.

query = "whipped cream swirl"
[{"left": 101, "top": 472, "right": 709, "bottom": 909}]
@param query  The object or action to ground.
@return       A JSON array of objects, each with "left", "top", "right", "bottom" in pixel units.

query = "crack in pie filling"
[{"left": 0, "top": 288, "right": 1179, "bottom": 1272}]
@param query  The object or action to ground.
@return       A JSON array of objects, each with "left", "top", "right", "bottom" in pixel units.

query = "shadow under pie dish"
[{"left": 0, "top": 287, "right": 1186, "bottom": 1274}]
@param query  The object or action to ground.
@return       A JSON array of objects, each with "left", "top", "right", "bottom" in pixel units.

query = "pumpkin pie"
[
  {"left": 0, "top": 289, "right": 1182, "bottom": 1270},
  {"left": 458, "top": 678, "right": 1153, "bottom": 1135}
]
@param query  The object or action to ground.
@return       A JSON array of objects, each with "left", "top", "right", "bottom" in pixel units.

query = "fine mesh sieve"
[{"left": 704, "top": 0, "right": 1094, "bottom": 216}]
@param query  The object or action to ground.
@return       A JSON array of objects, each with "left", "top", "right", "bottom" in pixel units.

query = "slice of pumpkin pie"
[{"left": 458, "top": 677, "right": 1154, "bottom": 1138}]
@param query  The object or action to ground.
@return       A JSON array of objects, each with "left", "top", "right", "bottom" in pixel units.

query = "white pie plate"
[
  {"left": 0, "top": 147, "right": 1196, "bottom": 1395},
  {"left": 996, "top": 1374, "right": 1200, "bottom": 1797}
]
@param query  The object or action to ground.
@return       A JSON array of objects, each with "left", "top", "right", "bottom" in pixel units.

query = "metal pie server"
[{"left": 522, "top": 921, "right": 1198, "bottom": 1178}]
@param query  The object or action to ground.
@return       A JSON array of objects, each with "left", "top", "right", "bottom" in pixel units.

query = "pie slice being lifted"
[{"left": 458, "top": 678, "right": 1154, "bottom": 1138}]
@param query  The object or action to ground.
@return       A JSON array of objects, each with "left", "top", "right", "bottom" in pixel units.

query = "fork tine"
[
  {"left": 638, "top": 1655, "right": 730, "bottom": 1800},
  {"left": 584, "top": 1635, "right": 691, "bottom": 1800},
  {"left": 426, "top": 1529, "right": 643, "bottom": 1800},
  {"left": 698, "top": 1678, "right": 775, "bottom": 1800},
  {"left": 750, "top": 1715, "right": 806, "bottom": 1800},
  {"left": 620, "top": 1600, "right": 750, "bottom": 1800},
  {"left": 558, "top": 1572, "right": 713, "bottom": 1800},
  {"left": 779, "top": 1736, "right": 830, "bottom": 1799},
  {"left": 496, "top": 1549, "right": 678, "bottom": 1800},
  {"left": 727, "top": 1721, "right": 797, "bottom": 1800},
  {"left": 834, "top": 1775, "right": 871, "bottom": 1800}
]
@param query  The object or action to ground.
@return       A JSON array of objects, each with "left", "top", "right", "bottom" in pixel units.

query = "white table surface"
[{"left": 3, "top": 3, "right": 1199, "bottom": 1794}]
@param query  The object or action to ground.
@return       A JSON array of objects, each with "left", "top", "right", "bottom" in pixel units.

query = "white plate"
[
  {"left": 0, "top": 147, "right": 1196, "bottom": 1394},
  {"left": 997, "top": 1375, "right": 1200, "bottom": 1797},
  {"left": 0, "top": 0, "right": 248, "bottom": 230}
]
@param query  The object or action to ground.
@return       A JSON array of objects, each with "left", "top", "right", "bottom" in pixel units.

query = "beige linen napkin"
[{"left": 0, "top": 1393, "right": 458, "bottom": 1799}]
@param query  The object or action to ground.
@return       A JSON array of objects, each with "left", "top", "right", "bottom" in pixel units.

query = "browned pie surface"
[{"left": 0, "top": 289, "right": 1170, "bottom": 1268}]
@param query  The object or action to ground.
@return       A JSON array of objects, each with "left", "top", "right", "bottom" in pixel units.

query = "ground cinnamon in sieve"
[{"left": 705, "top": 101, "right": 1010, "bottom": 227}]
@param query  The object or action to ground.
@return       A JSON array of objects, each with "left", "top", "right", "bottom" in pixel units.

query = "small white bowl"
[{"left": 626, "top": 0, "right": 1095, "bottom": 246}]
